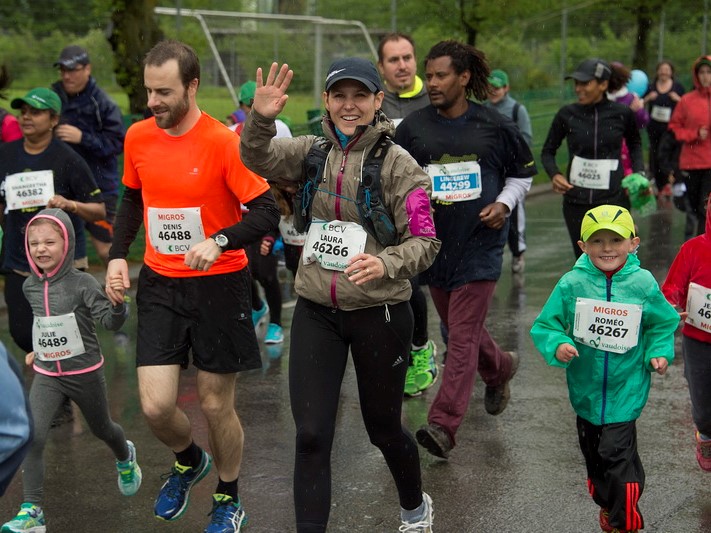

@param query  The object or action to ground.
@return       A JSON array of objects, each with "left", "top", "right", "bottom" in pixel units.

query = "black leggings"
[
  {"left": 246, "top": 242, "right": 283, "bottom": 325},
  {"left": 289, "top": 298, "right": 422, "bottom": 532},
  {"left": 3, "top": 271, "right": 33, "bottom": 353},
  {"left": 685, "top": 169, "right": 711, "bottom": 236},
  {"left": 409, "top": 275, "right": 429, "bottom": 347}
]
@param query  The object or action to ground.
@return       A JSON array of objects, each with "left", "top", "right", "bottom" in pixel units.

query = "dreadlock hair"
[{"left": 424, "top": 40, "right": 490, "bottom": 101}]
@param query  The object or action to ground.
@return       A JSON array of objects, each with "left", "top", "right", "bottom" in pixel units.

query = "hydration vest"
[{"left": 293, "top": 134, "right": 399, "bottom": 247}]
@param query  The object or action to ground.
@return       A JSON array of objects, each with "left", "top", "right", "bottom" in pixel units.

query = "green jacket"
[{"left": 530, "top": 253, "right": 678, "bottom": 425}]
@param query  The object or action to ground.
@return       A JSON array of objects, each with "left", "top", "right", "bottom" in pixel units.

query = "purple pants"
[{"left": 428, "top": 280, "right": 513, "bottom": 444}]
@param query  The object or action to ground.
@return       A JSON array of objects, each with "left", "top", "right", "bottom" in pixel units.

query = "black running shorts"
[{"left": 135, "top": 265, "right": 262, "bottom": 374}]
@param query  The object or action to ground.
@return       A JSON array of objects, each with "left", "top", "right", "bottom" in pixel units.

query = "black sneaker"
[
  {"left": 484, "top": 351, "right": 519, "bottom": 415},
  {"left": 416, "top": 424, "right": 452, "bottom": 459}
]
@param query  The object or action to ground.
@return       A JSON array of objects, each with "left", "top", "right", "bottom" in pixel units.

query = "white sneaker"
[
  {"left": 399, "top": 492, "right": 433, "bottom": 532},
  {"left": 511, "top": 255, "right": 525, "bottom": 273},
  {"left": 116, "top": 440, "right": 142, "bottom": 496}
]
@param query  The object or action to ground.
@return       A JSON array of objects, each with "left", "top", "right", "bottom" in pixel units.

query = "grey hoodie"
[{"left": 23, "top": 208, "right": 126, "bottom": 376}]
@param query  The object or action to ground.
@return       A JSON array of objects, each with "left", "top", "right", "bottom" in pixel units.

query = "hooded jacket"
[
  {"left": 668, "top": 55, "right": 711, "bottom": 170},
  {"left": 23, "top": 208, "right": 126, "bottom": 376},
  {"left": 541, "top": 97, "right": 643, "bottom": 205},
  {"left": 662, "top": 197, "right": 711, "bottom": 344},
  {"left": 240, "top": 109, "right": 440, "bottom": 310},
  {"left": 51, "top": 77, "right": 125, "bottom": 196},
  {"left": 531, "top": 253, "right": 678, "bottom": 425}
]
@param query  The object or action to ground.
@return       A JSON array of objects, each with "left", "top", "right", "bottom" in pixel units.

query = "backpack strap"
[
  {"left": 293, "top": 137, "right": 332, "bottom": 233},
  {"left": 295, "top": 133, "right": 398, "bottom": 246},
  {"left": 358, "top": 133, "right": 392, "bottom": 212},
  {"left": 512, "top": 102, "right": 520, "bottom": 125},
  {"left": 357, "top": 134, "right": 398, "bottom": 247}
]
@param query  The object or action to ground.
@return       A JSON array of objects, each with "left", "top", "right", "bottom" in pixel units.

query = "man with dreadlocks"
[{"left": 395, "top": 40, "right": 537, "bottom": 459}]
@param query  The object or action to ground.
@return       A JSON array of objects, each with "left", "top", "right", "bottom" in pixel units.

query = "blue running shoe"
[
  {"left": 154, "top": 450, "right": 212, "bottom": 521},
  {"left": 204, "top": 494, "right": 247, "bottom": 533},
  {"left": 264, "top": 323, "right": 284, "bottom": 344},
  {"left": 251, "top": 300, "right": 269, "bottom": 330},
  {"left": 1, "top": 503, "right": 45, "bottom": 533}
]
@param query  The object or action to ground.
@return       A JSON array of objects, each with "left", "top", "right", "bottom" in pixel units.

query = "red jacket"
[
  {"left": 662, "top": 197, "right": 711, "bottom": 344},
  {"left": 669, "top": 56, "right": 711, "bottom": 170}
]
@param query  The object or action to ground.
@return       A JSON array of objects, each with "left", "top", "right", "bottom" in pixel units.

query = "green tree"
[
  {"left": 0, "top": 0, "right": 112, "bottom": 35},
  {"left": 109, "top": 0, "right": 164, "bottom": 114}
]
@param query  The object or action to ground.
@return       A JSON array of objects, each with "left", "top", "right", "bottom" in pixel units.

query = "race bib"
[
  {"left": 279, "top": 216, "right": 306, "bottom": 246},
  {"left": 302, "top": 220, "right": 367, "bottom": 271},
  {"left": 147, "top": 207, "right": 205, "bottom": 255},
  {"left": 573, "top": 298, "right": 642, "bottom": 354},
  {"left": 685, "top": 282, "right": 711, "bottom": 333},
  {"left": 4, "top": 171, "right": 55, "bottom": 210},
  {"left": 426, "top": 161, "right": 482, "bottom": 202},
  {"left": 33, "top": 313, "right": 85, "bottom": 361},
  {"left": 569, "top": 156, "right": 618, "bottom": 190},
  {"left": 650, "top": 105, "right": 672, "bottom": 123}
]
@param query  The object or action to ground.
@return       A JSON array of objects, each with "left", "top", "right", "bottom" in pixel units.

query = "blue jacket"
[
  {"left": 52, "top": 77, "right": 125, "bottom": 196},
  {"left": 0, "top": 341, "right": 32, "bottom": 496},
  {"left": 530, "top": 253, "right": 679, "bottom": 425}
]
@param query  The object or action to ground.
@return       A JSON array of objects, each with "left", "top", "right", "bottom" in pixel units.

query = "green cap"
[
  {"left": 239, "top": 81, "right": 257, "bottom": 105},
  {"left": 695, "top": 56, "right": 711, "bottom": 74},
  {"left": 488, "top": 69, "right": 509, "bottom": 88},
  {"left": 580, "top": 205, "right": 636, "bottom": 242},
  {"left": 11, "top": 88, "right": 62, "bottom": 114}
]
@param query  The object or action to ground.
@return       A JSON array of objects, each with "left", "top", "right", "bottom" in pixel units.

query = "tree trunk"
[
  {"left": 632, "top": 4, "right": 653, "bottom": 69},
  {"left": 459, "top": 0, "right": 480, "bottom": 47},
  {"left": 108, "top": 0, "right": 164, "bottom": 115}
]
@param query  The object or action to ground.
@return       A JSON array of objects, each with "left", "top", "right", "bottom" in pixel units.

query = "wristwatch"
[{"left": 212, "top": 234, "right": 229, "bottom": 251}]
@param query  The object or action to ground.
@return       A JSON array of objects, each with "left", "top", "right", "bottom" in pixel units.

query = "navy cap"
[
  {"left": 54, "top": 45, "right": 90, "bottom": 69},
  {"left": 324, "top": 57, "right": 382, "bottom": 93}
]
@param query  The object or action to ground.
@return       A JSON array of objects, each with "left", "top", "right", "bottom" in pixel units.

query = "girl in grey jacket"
[{"left": 1, "top": 208, "right": 141, "bottom": 533}]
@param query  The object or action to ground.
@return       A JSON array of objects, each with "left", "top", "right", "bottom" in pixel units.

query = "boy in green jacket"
[{"left": 531, "top": 205, "right": 679, "bottom": 533}]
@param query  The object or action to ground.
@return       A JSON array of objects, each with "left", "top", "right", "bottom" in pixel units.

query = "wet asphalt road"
[{"left": 2, "top": 192, "right": 710, "bottom": 532}]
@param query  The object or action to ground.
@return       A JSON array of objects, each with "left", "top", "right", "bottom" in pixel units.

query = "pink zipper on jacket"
[
  {"left": 329, "top": 133, "right": 363, "bottom": 308},
  {"left": 32, "top": 277, "right": 104, "bottom": 377}
]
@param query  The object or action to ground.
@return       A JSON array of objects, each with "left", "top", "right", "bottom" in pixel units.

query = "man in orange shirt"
[{"left": 105, "top": 39, "right": 279, "bottom": 532}]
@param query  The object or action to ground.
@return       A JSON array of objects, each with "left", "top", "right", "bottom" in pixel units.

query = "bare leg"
[
  {"left": 197, "top": 370, "right": 242, "bottom": 481},
  {"left": 90, "top": 234, "right": 111, "bottom": 266},
  {"left": 138, "top": 365, "right": 192, "bottom": 452}
]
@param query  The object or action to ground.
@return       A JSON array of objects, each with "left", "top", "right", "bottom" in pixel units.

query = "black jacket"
[{"left": 541, "top": 97, "right": 643, "bottom": 205}]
